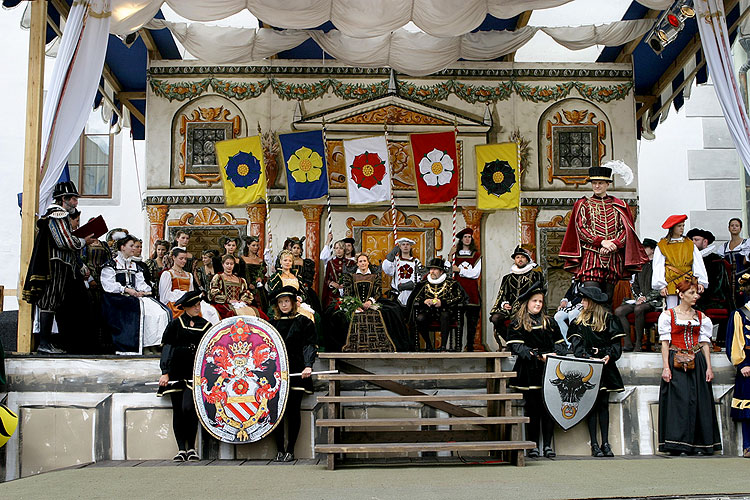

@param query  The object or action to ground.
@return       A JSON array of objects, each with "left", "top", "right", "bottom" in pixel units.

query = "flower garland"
[{"left": 149, "top": 76, "right": 633, "bottom": 104}]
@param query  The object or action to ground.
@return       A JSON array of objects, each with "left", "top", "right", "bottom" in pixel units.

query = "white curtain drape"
[
  {"left": 38, "top": 0, "right": 112, "bottom": 214},
  {"left": 147, "top": 19, "right": 653, "bottom": 76},
  {"left": 110, "top": 0, "right": 666, "bottom": 37},
  {"left": 695, "top": 0, "right": 750, "bottom": 176}
]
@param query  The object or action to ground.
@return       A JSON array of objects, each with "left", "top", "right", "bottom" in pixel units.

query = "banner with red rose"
[
  {"left": 343, "top": 135, "right": 392, "bottom": 205},
  {"left": 410, "top": 131, "right": 459, "bottom": 205}
]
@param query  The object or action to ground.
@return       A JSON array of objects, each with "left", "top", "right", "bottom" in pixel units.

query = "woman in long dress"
[
  {"left": 718, "top": 218, "right": 750, "bottom": 307},
  {"left": 241, "top": 236, "right": 269, "bottom": 315},
  {"left": 207, "top": 255, "right": 261, "bottom": 319},
  {"left": 658, "top": 277, "right": 721, "bottom": 455},
  {"left": 340, "top": 253, "right": 410, "bottom": 352},
  {"left": 100, "top": 235, "right": 171, "bottom": 354},
  {"left": 193, "top": 249, "right": 218, "bottom": 292},
  {"left": 159, "top": 247, "right": 220, "bottom": 324}
]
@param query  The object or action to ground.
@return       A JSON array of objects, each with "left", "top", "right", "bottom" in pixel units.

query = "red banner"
[{"left": 410, "top": 131, "right": 459, "bottom": 205}]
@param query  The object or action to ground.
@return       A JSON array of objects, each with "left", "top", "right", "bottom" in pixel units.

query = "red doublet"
[
  {"left": 454, "top": 251, "right": 481, "bottom": 306},
  {"left": 322, "top": 256, "right": 348, "bottom": 308},
  {"left": 559, "top": 195, "right": 648, "bottom": 284}
]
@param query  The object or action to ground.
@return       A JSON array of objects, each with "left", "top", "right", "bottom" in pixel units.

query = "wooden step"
[
  {"left": 318, "top": 393, "right": 523, "bottom": 403},
  {"left": 319, "top": 371, "right": 514, "bottom": 381},
  {"left": 316, "top": 416, "right": 528, "bottom": 427},
  {"left": 319, "top": 352, "right": 510, "bottom": 359},
  {"left": 315, "top": 440, "right": 536, "bottom": 454}
]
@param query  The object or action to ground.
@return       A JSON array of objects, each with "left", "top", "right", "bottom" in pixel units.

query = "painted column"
[
  {"left": 462, "top": 206, "right": 485, "bottom": 352},
  {"left": 246, "top": 204, "right": 266, "bottom": 254},
  {"left": 146, "top": 205, "right": 169, "bottom": 251},
  {"left": 302, "top": 205, "right": 324, "bottom": 293},
  {"left": 519, "top": 206, "right": 540, "bottom": 261}
]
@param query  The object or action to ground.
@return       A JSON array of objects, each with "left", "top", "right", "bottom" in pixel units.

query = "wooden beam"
[
  {"left": 504, "top": 11, "right": 533, "bottom": 62},
  {"left": 18, "top": 0, "right": 48, "bottom": 354},
  {"left": 117, "top": 91, "right": 146, "bottom": 100},
  {"left": 120, "top": 97, "right": 145, "bottom": 125},
  {"left": 614, "top": 9, "right": 661, "bottom": 64},
  {"left": 139, "top": 28, "right": 161, "bottom": 60}
]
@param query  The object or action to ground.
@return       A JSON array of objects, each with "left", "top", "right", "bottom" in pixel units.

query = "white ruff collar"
[
  {"left": 700, "top": 244, "right": 716, "bottom": 258},
  {"left": 511, "top": 262, "right": 537, "bottom": 274},
  {"left": 356, "top": 268, "right": 371, "bottom": 275},
  {"left": 117, "top": 252, "right": 133, "bottom": 267},
  {"left": 428, "top": 274, "right": 447, "bottom": 285}
]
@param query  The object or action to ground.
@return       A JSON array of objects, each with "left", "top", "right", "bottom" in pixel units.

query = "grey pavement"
[{"left": 1, "top": 456, "right": 750, "bottom": 500}]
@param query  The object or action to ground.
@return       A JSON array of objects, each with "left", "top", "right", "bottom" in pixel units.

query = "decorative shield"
[
  {"left": 193, "top": 316, "right": 289, "bottom": 443},
  {"left": 542, "top": 355, "right": 604, "bottom": 430}
]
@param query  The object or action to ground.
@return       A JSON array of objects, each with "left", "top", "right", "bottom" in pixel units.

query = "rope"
[{"left": 322, "top": 117, "right": 332, "bottom": 252}]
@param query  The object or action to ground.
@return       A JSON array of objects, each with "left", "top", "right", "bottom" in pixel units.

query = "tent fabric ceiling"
[{"left": 2, "top": 0, "right": 744, "bottom": 140}]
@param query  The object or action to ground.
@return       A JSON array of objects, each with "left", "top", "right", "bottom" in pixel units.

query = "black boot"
[{"left": 37, "top": 311, "right": 64, "bottom": 354}]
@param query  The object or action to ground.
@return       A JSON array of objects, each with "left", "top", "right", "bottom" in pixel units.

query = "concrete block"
[
  {"left": 685, "top": 84, "right": 723, "bottom": 117},
  {"left": 702, "top": 117, "right": 735, "bottom": 149},
  {"left": 688, "top": 149, "right": 741, "bottom": 180},
  {"left": 705, "top": 180, "right": 743, "bottom": 209},
  {"left": 125, "top": 408, "right": 177, "bottom": 460},
  {"left": 690, "top": 210, "right": 745, "bottom": 236}
]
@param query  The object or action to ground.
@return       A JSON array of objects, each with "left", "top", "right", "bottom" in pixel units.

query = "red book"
[
  {"left": 410, "top": 131, "right": 459, "bottom": 205},
  {"left": 73, "top": 215, "right": 108, "bottom": 239}
]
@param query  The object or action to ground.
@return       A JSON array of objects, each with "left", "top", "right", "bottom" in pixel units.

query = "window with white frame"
[{"left": 67, "top": 110, "right": 113, "bottom": 197}]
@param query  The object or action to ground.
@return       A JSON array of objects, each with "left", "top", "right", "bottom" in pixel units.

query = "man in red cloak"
[{"left": 559, "top": 163, "right": 648, "bottom": 303}]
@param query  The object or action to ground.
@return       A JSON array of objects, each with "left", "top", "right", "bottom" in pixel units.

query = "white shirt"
[
  {"left": 651, "top": 238, "right": 708, "bottom": 291},
  {"left": 159, "top": 268, "right": 195, "bottom": 305},
  {"left": 456, "top": 250, "right": 482, "bottom": 279},
  {"left": 100, "top": 254, "right": 151, "bottom": 294},
  {"left": 657, "top": 309, "right": 713, "bottom": 344}
]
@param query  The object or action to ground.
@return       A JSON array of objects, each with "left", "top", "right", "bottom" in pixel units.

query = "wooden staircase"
[{"left": 315, "top": 352, "right": 535, "bottom": 469}]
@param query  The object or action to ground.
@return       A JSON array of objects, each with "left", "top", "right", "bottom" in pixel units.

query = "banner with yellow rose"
[
  {"left": 475, "top": 142, "right": 520, "bottom": 210},
  {"left": 215, "top": 136, "right": 267, "bottom": 207},
  {"left": 279, "top": 130, "right": 329, "bottom": 202}
]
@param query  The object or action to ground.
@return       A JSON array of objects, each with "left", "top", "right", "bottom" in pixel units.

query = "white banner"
[{"left": 344, "top": 136, "right": 392, "bottom": 206}]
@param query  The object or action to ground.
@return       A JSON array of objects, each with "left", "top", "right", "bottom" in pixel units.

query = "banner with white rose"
[
  {"left": 410, "top": 131, "right": 459, "bottom": 205},
  {"left": 343, "top": 135, "right": 392, "bottom": 205}
]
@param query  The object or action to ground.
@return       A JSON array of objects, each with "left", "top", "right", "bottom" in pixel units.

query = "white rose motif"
[{"left": 418, "top": 149, "right": 454, "bottom": 187}]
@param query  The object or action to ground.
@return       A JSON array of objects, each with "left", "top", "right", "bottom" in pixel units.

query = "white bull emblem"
[{"left": 543, "top": 355, "right": 604, "bottom": 430}]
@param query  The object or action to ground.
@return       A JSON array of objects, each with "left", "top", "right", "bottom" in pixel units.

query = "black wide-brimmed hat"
[
  {"left": 426, "top": 257, "right": 447, "bottom": 271},
  {"left": 175, "top": 290, "right": 202, "bottom": 309},
  {"left": 517, "top": 281, "right": 546, "bottom": 304},
  {"left": 577, "top": 285, "right": 608, "bottom": 303},
  {"left": 511, "top": 246, "right": 532, "bottom": 261},
  {"left": 52, "top": 181, "right": 80, "bottom": 199},
  {"left": 343, "top": 237, "right": 355, "bottom": 245},
  {"left": 587, "top": 166, "right": 612, "bottom": 182},
  {"left": 271, "top": 285, "right": 299, "bottom": 303}
]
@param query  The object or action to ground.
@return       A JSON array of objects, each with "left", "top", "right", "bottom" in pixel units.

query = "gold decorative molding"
[
  {"left": 538, "top": 210, "right": 573, "bottom": 228},
  {"left": 336, "top": 105, "right": 450, "bottom": 125},
  {"left": 245, "top": 204, "right": 266, "bottom": 224},
  {"left": 545, "top": 108, "right": 606, "bottom": 186},
  {"left": 146, "top": 204, "right": 169, "bottom": 225},
  {"left": 167, "top": 207, "right": 248, "bottom": 227}
]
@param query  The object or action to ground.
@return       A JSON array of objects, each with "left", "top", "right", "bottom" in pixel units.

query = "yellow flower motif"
[{"left": 288, "top": 147, "right": 323, "bottom": 183}]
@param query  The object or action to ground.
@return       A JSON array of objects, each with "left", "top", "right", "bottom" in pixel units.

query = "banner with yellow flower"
[
  {"left": 215, "top": 136, "right": 267, "bottom": 207},
  {"left": 475, "top": 142, "right": 520, "bottom": 210},
  {"left": 279, "top": 130, "right": 329, "bottom": 202}
]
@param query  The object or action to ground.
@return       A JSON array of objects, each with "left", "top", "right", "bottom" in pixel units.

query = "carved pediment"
[{"left": 335, "top": 105, "right": 451, "bottom": 126}]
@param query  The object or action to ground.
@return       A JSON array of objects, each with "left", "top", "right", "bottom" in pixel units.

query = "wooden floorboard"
[
  {"left": 318, "top": 393, "right": 522, "bottom": 403},
  {"left": 319, "top": 352, "right": 510, "bottom": 359},
  {"left": 316, "top": 416, "right": 528, "bottom": 427},
  {"left": 319, "top": 372, "right": 514, "bottom": 381},
  {"left": 316, "top": 440, "right": 536, "bottom": 454}
]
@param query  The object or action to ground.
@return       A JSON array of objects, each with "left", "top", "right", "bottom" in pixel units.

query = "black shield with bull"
[{"left": 542, "top": 355, "right": 604, "bottom": 430}]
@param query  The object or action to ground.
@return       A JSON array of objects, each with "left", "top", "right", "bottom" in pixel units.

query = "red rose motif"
[
  {"left": 233, "top": 379, "right": 249, "bottom": 395},
  {"left": 350, "top": 151, "right": 386, "bottom": 190},
  {"left": 398, "top": 264, "right": 414, "bottom": 280}
]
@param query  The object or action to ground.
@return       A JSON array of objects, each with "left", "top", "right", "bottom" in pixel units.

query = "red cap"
[
  {"left": 456, "top": 228, "right": 473, "bottom": 239},
  {"left": 661, "top": 214, "right": 687, "bottom": 229}
]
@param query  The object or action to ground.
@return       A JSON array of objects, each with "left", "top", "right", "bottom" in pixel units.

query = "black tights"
[
  {"left": 274, "top": 390, "right": 304, "bottom": 454},
  {"left": 170, "top": 389, "right": 198, "bottom": 451},
  {"left": 462, "top": 305, "right": 480, "bottom": 351},
  {"left": 524, "top": 390, "right": 554, "bottom": 448},
  {"left": 587, "top": 390, "right": 610, "bottom": 446}
]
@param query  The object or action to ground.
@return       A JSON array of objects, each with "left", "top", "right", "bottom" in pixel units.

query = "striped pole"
[
  {"left": 517, "top": 139, "right": 522, "bottom": 246},
  {"left": 321, "top": 117, "right": 333, "bottom": 252},
  {"left": 258, "top": 121, "right": 272, "bottom": 255},
  {"left": 385, "top": 120, "right": 397, "bottom": 241},
  {"left": 451, "top": 122, "right": 459, "bottom": 269}
]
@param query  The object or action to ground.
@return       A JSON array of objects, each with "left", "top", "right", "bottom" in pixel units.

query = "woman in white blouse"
[
  {"left": 657, "top": 277, "right": 721, "bottom": 455},
  {"left": 100, "top": 235, "right": 171, "bottom": 354},
  {"left": 717, "top": 218, "right": 750, "bottom": 307}
]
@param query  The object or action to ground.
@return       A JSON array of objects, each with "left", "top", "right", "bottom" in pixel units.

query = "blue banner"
[{"left": 279, "top": 130, "right": 329, "bottom": 202}]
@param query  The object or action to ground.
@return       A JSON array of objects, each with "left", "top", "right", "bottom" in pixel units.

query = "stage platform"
[{"left": 0, "top": 352, "right": 742, "bottom": 480}]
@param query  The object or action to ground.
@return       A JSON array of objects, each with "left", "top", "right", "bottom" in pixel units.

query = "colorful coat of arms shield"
[
  {"left": 542, "top": 355, "right": 604, "bottom": 430},
  {"left": 193, "top": 316, "right": 289, "bottom": 443}
]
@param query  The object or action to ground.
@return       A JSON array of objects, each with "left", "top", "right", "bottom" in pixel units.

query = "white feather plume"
[
  {"left": 603, "top": 160, "right": 633, "bottom": 186},
  {"left": 111, "top": 230, "right": 128, "bottom": 242}
]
